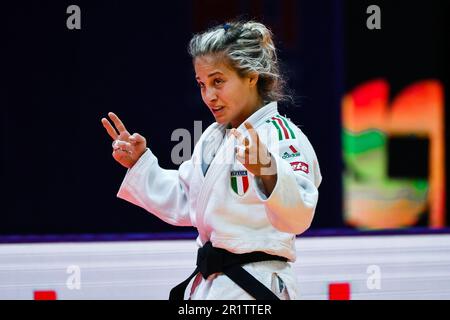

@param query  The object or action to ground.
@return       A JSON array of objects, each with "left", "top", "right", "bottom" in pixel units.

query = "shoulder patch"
[
  {"left": 281, "top": 145, "right": 301, "bottom": 159},
  {"left": 290, "top": 161, "right": 309, "bottom": 174},
  {"left": 265, "top": 114, "right": 296, "bottom": 140}
]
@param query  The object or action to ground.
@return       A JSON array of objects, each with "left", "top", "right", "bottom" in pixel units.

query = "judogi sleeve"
[
  {"left": 117, "top": 148, "right": 193, "bottom": 226},
  {"left": 253, "top": 132, "right": 322, "bottom": 235}
]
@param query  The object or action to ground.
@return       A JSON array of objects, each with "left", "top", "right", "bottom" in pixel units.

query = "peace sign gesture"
[
  {"left": 101, "top": 112, "right": 147, "bottom": 168},
  {"left": 231, "top": 122, "right": 275, "bottom": 177}
]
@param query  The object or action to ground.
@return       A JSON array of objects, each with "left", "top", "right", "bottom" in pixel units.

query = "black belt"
[{"left": 169, "top": 241, "right": 288, "bottom": 300}]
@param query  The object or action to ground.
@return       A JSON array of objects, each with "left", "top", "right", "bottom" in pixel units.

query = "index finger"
[
  {"left": 232, "top": 129, "right": 250, "bottom": 147},
  {"left": 101, "top": 118, "right": 119, "bottom": 140},
  {"left": 108, "top": 112, "right": 128, "bottom": 134},
  {"left": 244, "top": 122, "right": 259, "bottom": 143}
]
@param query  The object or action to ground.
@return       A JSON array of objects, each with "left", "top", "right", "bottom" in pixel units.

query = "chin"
[{"left": 215, "top": 117, "right": 228, "bottom": 124}]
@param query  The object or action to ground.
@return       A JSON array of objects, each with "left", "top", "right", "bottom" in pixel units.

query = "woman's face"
[{"left": 194, "top": 55, "right": 261, "bottom": 128}]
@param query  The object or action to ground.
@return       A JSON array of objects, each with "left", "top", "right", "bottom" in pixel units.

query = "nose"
[{"left": 205, "top": 87, "right": 218, "bottom": 102}]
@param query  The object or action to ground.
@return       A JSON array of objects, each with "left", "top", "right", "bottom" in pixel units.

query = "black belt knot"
[
  {"left": 197, "top": 241, "right": 225, "bottom": 278},
  {"left": 169, "top": 241, "right": 288, "bottom": 300}
]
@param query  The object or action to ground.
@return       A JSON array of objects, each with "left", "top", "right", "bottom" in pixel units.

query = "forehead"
[{"left": 194, "top": 55, "right": 235, "bottom": 79}]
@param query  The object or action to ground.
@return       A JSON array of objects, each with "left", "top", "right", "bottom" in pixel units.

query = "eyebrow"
[{"left": 196, "top": 71, "right": 223, "bottom": 80}]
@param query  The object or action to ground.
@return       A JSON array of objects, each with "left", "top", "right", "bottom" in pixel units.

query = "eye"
[
  {"left": 198, "top": 82, "right": 205, "bottom": 89},
  {"left": 214, "top": 79, "right": 224, "bottom": 86}
]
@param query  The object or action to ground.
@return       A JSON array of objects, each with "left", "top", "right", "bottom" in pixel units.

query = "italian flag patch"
[{"left": 230, "top": 170, "right": 249, "bottom": 196}]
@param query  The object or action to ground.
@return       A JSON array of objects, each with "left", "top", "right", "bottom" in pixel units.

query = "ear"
[{"left": 248, "top": 72, "right": 259, "bottom": 87}]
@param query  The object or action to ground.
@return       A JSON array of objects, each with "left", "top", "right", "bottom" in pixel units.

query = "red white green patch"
[
  {"left": 230, "top": 170, "right": 249, "bottom": 196},
  {"left": 266, "top": 115, "right": 296, "bottom": 140}
]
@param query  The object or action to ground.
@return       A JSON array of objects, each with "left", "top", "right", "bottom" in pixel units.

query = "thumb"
[{"left": 129, "top": 133, "right": 146, "bottom": 144}]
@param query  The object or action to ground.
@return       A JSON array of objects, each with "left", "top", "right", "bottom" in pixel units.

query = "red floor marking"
[
  {"left": 329, "top": 283, "right": 350, "bottom": 300},
  {"left": 34, "top": 290, "right": 57, "bottom": 300}
]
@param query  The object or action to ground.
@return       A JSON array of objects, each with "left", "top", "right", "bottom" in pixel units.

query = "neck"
[{"left": 229, "top": 97, "right": 265, "bottom": 128}]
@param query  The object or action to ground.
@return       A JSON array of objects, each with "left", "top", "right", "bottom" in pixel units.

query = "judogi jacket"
[{"left": 117, "top": 101, "right": 322, "bottom": 262}]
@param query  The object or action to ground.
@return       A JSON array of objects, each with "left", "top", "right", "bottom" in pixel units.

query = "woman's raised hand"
[
  {"left": 101, "top": 112, "right": 147, "bottom": 168},
  {"left": 231, "top": 122, "right": 274, "bottom": 176}
]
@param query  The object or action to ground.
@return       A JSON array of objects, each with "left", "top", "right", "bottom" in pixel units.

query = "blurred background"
[
  {"left": 2, "top": 0, "right": 450, "bottom": 300},
  {"left": 3, "top": 0, "right": 448, "bottom": 237}
]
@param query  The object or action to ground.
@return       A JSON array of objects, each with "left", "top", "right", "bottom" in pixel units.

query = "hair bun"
[{"left": 243, "top": 21, "right": 275, "bottom": 57}]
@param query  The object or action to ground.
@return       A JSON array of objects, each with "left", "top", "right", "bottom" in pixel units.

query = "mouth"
[{"left": 211, "top": 106, "right": 225, "bottom": 115}]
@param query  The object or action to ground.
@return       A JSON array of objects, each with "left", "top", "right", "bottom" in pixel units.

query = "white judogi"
[{"left": 117, "top": 101, "right": 322, "bottom": 299}]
